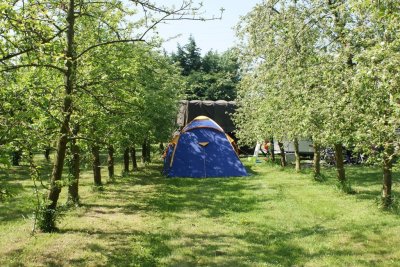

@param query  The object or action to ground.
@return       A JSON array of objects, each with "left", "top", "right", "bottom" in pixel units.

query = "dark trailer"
[{"left": 177, "top": 100, "right": 237, "bottom": 133}]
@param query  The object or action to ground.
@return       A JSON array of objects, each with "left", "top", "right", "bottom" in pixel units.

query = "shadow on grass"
[
  {"left": 0, "top": 158, "right": 63, "bottom": 222},
  {"left": 0, "top": 167, "right": 35, "bottom": 222},
  {"left": 0, "top": 192, "right": 35, "bottom": 222},
  {"left": 313, "top": 165, "right": 387, "bottom": 200},
  {"left": 55, "top": 228, "right": 172, "bottom": 266},
  {"left": 4, "top": 228, "right": 172, "bottom": 267},
  {"left": 57, "top": 223, "right": 371, "bottom": 267},
  {"left": 108, "top": 171, "right": 265, "bottom": 218},
  {"left": 345, "top": 167, "right": 386, "bottom": 201},
  {"left": 244, "top": 165, "right": 259, "bottom": 176}
]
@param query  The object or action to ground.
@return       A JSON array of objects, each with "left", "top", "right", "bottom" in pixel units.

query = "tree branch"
[
  {"left": 0, "top": 28, "right": 67, "bottom": 63},
  {"left": 0, "top": 64, "right": 66, "bottom": 73},
  {"left": 76, "top": 0, "right": 222, "bottom": 59},
  {"left": 76, "top": 39, "right": 144, "bottom": 59}
]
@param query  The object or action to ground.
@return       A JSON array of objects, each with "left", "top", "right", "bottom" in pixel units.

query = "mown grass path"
[{"left": 1, "top": 160, "right": 399, "bottom": 266}]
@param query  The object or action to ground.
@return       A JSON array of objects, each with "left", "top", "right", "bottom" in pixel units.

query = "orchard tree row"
[
  {"left": 0, "top": 0, "right": 215, "bottom": 231},
  {"left": 235, "top": 0, "right": 400, "bottom": 207}
]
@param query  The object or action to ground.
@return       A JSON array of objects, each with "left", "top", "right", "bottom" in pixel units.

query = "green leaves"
[
  {"left": 171, "top": 38, "right": 240, "bottom": 101},
  {"left": 234, "top": 0, "right": 400, "bottom": 166}
]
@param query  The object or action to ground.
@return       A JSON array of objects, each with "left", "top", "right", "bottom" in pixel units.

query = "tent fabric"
[
  {"left": 177, "top": 100, "right": 237, "bottom": 132},
  {"left": 163, "top": 116, "right": 248, "bottom": 178}
]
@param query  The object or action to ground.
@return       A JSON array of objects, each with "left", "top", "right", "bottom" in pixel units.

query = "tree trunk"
[
  {"left": 67, "top": 138, "right": 80, "bottom": 205},
  {"left": 107, "top": 145, "right": 114, "bottom": 180},
  {"left": 159, "top": 142, "right": 164, "bottom": 154},
  {"left": 294, "top": 138, "right": 301, "bottom": 172},
  {"left": 46, "top": 0, "right": 76, "bottom": 231},
  {"left": 44, "top": 147, "right": 51, "bottom": 161},
  {"left": 123, "top": 148, "right": 130, "bottom": 173},
  {"left": 313, "top": 143, "right": 321, "bottom": 179},
  {"left": 130, "top": 146, "right": 138, "bottom": 171},
  {"left": 142, "top": 138, "right": 151, "bottom": 163},
  {"left": 334, "top": 143, "right": 346, "bottom": 184},
  {"left": 382, "top": 144, "right": 394, "bottom": 207},
  {"left": 146, "top": 139, "right": 151, "bottom": 162},
  {"left": 141, "top": 140, "right": 146, "bottom": 164},
  {"left": 92, "top": 145, "right": 102, "bottom": 186},
  {"left": 11, "top": 150, "right": 22, "bottom": 166},
  {"left": 48, "top": 132, "right": 69, "bottom": 211},
  {"left": 270, "top": 137, "right": 275, "bottom": 162},
  {"left": 278, "top": 141, "right": 286, "bottom": 167}
]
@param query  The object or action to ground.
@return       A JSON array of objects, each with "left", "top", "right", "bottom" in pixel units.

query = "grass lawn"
[{"left": 1, "top": 157, "right": 400, "bottom": 266}]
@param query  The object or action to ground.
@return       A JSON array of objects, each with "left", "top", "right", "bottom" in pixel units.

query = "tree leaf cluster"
[
  {"left": 0, "top": 0, "right": 205, "bottom": 230},
  {"left": 171, "top": 36, "right": 240, "bottom": 101},
  {"left": 235, "top": 0, "right": 400, "bottom": 204}
]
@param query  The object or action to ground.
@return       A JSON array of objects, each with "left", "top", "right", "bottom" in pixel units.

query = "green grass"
[{"left": 1, "top": 157, "right": 400, "bottom": 266}]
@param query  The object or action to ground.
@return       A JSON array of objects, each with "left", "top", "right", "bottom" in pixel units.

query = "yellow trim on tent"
[
  {"left": 171, "top": 134, "right": 179, "bottom": 145},
  {"left": 226, "top": 134, "right": 234, "bottom": 143},
  {"left": 182, "top": 116, "right": 224, "bottom": 133},
  {"left": 226, "top": 133, "right": 239, "bottom": 156},
  {"left": 198, "top": 142, "right": 209, "bottom": 147},
  {"left": 193, "top": 115, "right": 209, "bottom": 120},
  {"left": 169, "top": 135, "right": 180, "bottom": 167},
  {"left": 182, "top": 126, "right": 224, "bottom": 133}
]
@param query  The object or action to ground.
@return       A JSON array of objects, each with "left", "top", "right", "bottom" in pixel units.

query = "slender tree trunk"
[
  {"left": 313, "top": 143, "right": 321, "bottom": 179},
  {"left": 294, "top": 138, "right": 301, "bottom": 172},
  {"left": 382, "top": 144, "right": 394, "bottom": 207},
  {"left": 141, "top": 140, "right": 146, "bottom": 164},
  {"left": 130, "top": 146, "right": 138, "bottom": 171},
  {"left": 44, "top": 147, "right": 51, "bottom": 161},
  {"left": 67, "top": 138, "right": 80, "bottom": 205},
  {"left": 142, "top": 138, "right": 151, "bottom": 163},
  {"left": 146, "top": 139, "right": 151, "bottom": 163},
  {"left": 11, "top": 150, "right": 22, "bottom": 166},
  {"left": 48, "top": 131, "right": 69, "bottom": 212},
  {"left": 92, "top": 145, "right": 102, "bottom": 186},
  {"left": 334, "top": 143, "right": 346, "bottom": 184},
  {"left": 278, "top": 141, "right": 286, "bottom": 167},
  {"left": 107, "top": 145, "right": 114, "bottom": 180},
  {"left": 270, "top": 137, "right": 275, "bottom": 162},
  {"left": 47, "top": 0, "right": 76, "bottom": 228},
  {"left": 159, "top": 142, "right": 164, "bottom": 154},
  {"left": 123, "top": 148, "right": 130, "bottom": 173}
]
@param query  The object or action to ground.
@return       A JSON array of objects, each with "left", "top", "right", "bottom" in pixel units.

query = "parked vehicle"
[{"left": 273, "top": 139, "right": 314, "bottom": 160}]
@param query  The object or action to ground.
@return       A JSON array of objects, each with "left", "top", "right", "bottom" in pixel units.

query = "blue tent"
[{"left": 163, "top": 116, "right": 248, "bottom": 178}]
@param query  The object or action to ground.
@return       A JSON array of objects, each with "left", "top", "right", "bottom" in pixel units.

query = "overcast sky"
[{"left": 154, "top": 0, "right": 262, "bottom": 54}]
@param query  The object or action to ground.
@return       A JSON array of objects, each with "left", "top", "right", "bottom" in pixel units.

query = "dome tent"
[{"left": 163, "top": 116, "right": 248, "bottom": 178}]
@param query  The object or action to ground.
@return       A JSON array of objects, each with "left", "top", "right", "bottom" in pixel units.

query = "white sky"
[{"left": 154, "top": 0, "right": 262, "bottom": 54}]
